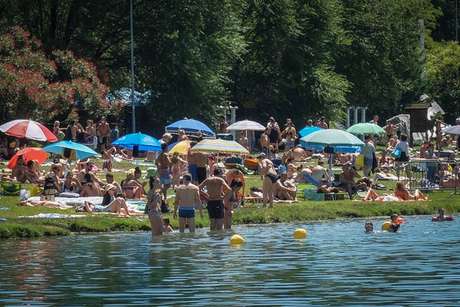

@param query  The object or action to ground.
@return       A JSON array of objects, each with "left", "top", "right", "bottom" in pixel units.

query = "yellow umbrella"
[{"left": 169, "top": 140, "right": 191, "bottom": 155}]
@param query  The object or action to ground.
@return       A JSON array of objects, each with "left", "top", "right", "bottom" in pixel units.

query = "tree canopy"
[{"left": 0, "top": 0, "right": 458, "bottom": 132}]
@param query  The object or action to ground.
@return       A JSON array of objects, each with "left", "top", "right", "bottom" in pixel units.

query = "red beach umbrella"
[
  {"left": 0, "top": 119, "right": 57, "bottom": 142},
  {"left": 7, "top": 147, "right": 49, "bottom": 169}
]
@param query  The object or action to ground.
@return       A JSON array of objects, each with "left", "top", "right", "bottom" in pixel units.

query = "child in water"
[
  {"left": 388, "top": 214, "right": 401, "bottom": 232},
  {"left": 163, "top": 218, "right": 174, "bottom": 233},
  {"left": 364, "top": 222, "right": 374, "bottom": 233}
]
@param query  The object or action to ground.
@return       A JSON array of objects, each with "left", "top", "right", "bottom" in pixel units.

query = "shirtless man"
[
  {"left": 195, "top": 151, "right": 208, "bottom": 184},
  {"left": 199, "top": 168, "right": 231, "bottom": 231},
  {"left": 385, "top": 121, "right": 396, "bottom": 141},
  {"left": 12, "top": 156, "right": 27, "bottom": 183},
  {"left": 97, "top": 117, "right": 111, "bottom": 151},
  {"left": 259, "top": 130, "right": 270, "bottom": 154},
  {"left": 155, "top": 143, "right": 172, "bottom": 199},
  {"left": 174, "top": 174, "right": 202, "bottom": 233},
  {"left": 102, "top": 146, "right": 116, "bottom": 173},
  {"left": 282, "top": 119, "right": 297, "bottom": 150},
  {"left": 71, "top": 120, "right": 84, "bottom": 142},
  {"left": 316, "top": 116, "right": 328, "bottom": 129}
]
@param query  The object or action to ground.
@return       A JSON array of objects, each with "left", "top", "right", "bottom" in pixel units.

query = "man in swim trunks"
[
  {"left": 266, "top": 117, "right": 281, "bottom": 151},
  {"left": 282, "top": 119, "right": 297, "bottom": 150},
  {"left": 97, "top": 117, "right": 111, "bottom": 151},
  {"left": 199, "top": 168, "right": 231, "bottom": 231},
  {"left": 156, "top": 143, "right": 172, "bottom": 200},
  {"left": 174, "top": 174, "right": 202, "bottom": 233}
]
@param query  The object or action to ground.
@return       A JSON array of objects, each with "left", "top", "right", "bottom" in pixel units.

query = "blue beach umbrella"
[
  {"left": 112, "top": 132, "right": 161, "bottom": 152},
  {"left": 300, "top": 129, "right": 364, "bottom": 153},
  {"left": 43, "top": 141, "right": 98, "bottom": 160},
  {"left": 299, "top": 126, "right": 321, "bottom": 138},
  {"left": 165, "top": 119, "right": 215, "bottom": 137}
]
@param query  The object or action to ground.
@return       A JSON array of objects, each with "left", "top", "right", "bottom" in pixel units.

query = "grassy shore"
[
  {"left": 1, "top": 160, "right": 459, "bottom": 239},
  {"left": 1, "top": 190, "right": 459, "bottom": 239}
]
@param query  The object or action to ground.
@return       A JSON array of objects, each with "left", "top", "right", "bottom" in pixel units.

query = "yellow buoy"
[
  {"left": 382, "top": 221, "right": 392, "bottom": 231},
  {"left": 230, "top": 234, "right": 246, "bottom": 245},
  {"left": 293, "top": 228, "right": 308, "bottom": 239}
]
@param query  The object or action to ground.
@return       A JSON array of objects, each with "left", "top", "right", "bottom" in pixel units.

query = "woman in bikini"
[
  {"left": 224, "top": 179, "right": 243, "bottom": 230},
  {"left": 146, "top": 177, "right": 164, "bottom": 236}
]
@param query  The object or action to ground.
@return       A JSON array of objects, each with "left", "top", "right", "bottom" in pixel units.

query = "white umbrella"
[
  {"left": 226, "top": 120, "right": 265, "bottom": 131},
  {"left": 443, "top": 125, "right": 460, "bottom": 135}
]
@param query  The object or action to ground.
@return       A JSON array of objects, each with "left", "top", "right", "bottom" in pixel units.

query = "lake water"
[{"left": 0, "top": 216, "right": 459, "bottom": 306}]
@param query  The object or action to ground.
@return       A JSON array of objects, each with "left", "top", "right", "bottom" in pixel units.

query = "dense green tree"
[
  {"left": 0, "top": 0, "right": 458, "bottom": 131},
  {"left": 133, "top": 0, "right": 246, "bottom": 130},
  {"left": 426, "top": 41, "right": 460, "bottom": 121},
  {"left": 336, "top": 0, "right": 440, "bottom": 121},
  {"left": 431, "top": 0, "right": 458, "bottom": 42},
  {"left": 231, "top": 0, "right": 350, "bottom": 126}
]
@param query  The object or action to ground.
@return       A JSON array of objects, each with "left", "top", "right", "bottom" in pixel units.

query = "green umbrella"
[
  {"left": 346, "top": 123, "right": 385, "bottom": 136},
  {"left": 300, "top": 129, "right": 364, "bottom": 151}
]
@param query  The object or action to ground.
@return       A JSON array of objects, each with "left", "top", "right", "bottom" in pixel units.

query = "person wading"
[
  {"left": 257, "top": 153, "right": 277, "bottom": 207},
  {"left": 199, "top": 168, "right": 231, "bottom": 231},
  {"left": 174, "top": 174, "right": 202, "bottom": 233}
]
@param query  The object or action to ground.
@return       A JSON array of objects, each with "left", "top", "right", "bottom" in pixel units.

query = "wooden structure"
[{"left": 405, "top": 102, "right": 430, "bottom": 144}]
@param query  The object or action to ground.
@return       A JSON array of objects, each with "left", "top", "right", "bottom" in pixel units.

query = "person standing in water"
[
  {"left": 199, "top": 168, "right": 231, "bottom": 231},
  {"left": 174, "top": 174, "right": 202, "bottom": 233},
  {"left": 156, "top": 143, "right": 172, "bottom": 200},
  {"left": 147, "top": 177, "right": 164, "bottom": 236},
  {"left": 258, "top": 153, "right": 277, "bottom": 207}
]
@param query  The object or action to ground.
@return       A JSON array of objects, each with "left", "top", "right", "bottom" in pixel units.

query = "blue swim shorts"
[{"left": 178, "top": 207, "right": 195, "bottom": 218}]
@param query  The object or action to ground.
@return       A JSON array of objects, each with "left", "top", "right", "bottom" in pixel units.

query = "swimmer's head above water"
[{"left": 364, "top": 222, "right": 374, "bottom": 233}]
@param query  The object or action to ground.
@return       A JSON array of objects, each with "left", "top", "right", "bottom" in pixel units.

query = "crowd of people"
[{"left": 1, "top": 113, "right": 459, "bottom": 237}]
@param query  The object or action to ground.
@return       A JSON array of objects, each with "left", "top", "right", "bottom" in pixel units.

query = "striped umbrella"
[
  {"left": 0, "top": 119, "right": 57, "bottom": 142},
  {"left": 191, "top": 139, "right": 249, "bottom": 154}
]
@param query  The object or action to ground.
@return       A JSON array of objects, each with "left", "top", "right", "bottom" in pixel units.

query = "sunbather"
[
  {"left": 394, "top": 182, "right": 427, "bottom": 201},
  {"left": 80, "top": 173, "right": 102, "bottom": 197},
  {"left": 121, "top": 172, "right": 144, "bottom": 199},
  {"left": 274, "top": 173, "right": 297, "bottom": 201},
  {"left": 80, "top": 184, "right": 131, "bottom": 216}
]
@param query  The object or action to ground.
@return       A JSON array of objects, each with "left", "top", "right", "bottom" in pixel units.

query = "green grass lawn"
[{"left": 1, "top": 159, "right": 459, "bottom": 239}]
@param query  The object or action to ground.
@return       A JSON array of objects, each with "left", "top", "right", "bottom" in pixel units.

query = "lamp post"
[{"left": 129, "top": 0, "right": 136, "bottom": 133}]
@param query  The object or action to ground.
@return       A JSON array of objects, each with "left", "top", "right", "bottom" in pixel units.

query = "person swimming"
[
  {"left": 364, "top": 222, "right": 374, "bottom": 233},
  {"left": 432, "top": 208, "right": 454, "bottom": 222},
  {"left": 163, "top": 218, "right": 174, "bottom": 233},
  {"left": 388, "top": 214, "right": 401, "bottom": 232}
]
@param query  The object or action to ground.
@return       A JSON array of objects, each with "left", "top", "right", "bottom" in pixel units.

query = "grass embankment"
[
  {"left": 1, "top": 160, "right": 459, "bottom": 239},
  {"left": 1, "top": 190, "right": 459, "bottom": 239}
]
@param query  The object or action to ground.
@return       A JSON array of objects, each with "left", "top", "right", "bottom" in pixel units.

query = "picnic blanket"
[
  {"left": 28, "top": 196, "right": 103, "bottom": 206},
  {"left": 19, "top": 213, "right": 87, "bottom": 219},
  {"left": 375, "top": 172, "right": 408, "bottom": 181},
  {"left": 27, "top": 196, "right": 146, "bottom": 213}
]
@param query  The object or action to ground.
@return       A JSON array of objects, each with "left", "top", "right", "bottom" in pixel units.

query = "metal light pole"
[{"left": 129, "top": 0, "right": 136, "bottom": 133}]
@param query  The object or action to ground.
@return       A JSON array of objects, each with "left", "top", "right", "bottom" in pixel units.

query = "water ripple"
[{"left": 0, "top": 216, "right": 459, "bottom": 305}]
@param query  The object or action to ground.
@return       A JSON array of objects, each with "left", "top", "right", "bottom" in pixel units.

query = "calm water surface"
[{"left": 0, "top": 216, "right": 459, "bottom": 306}]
